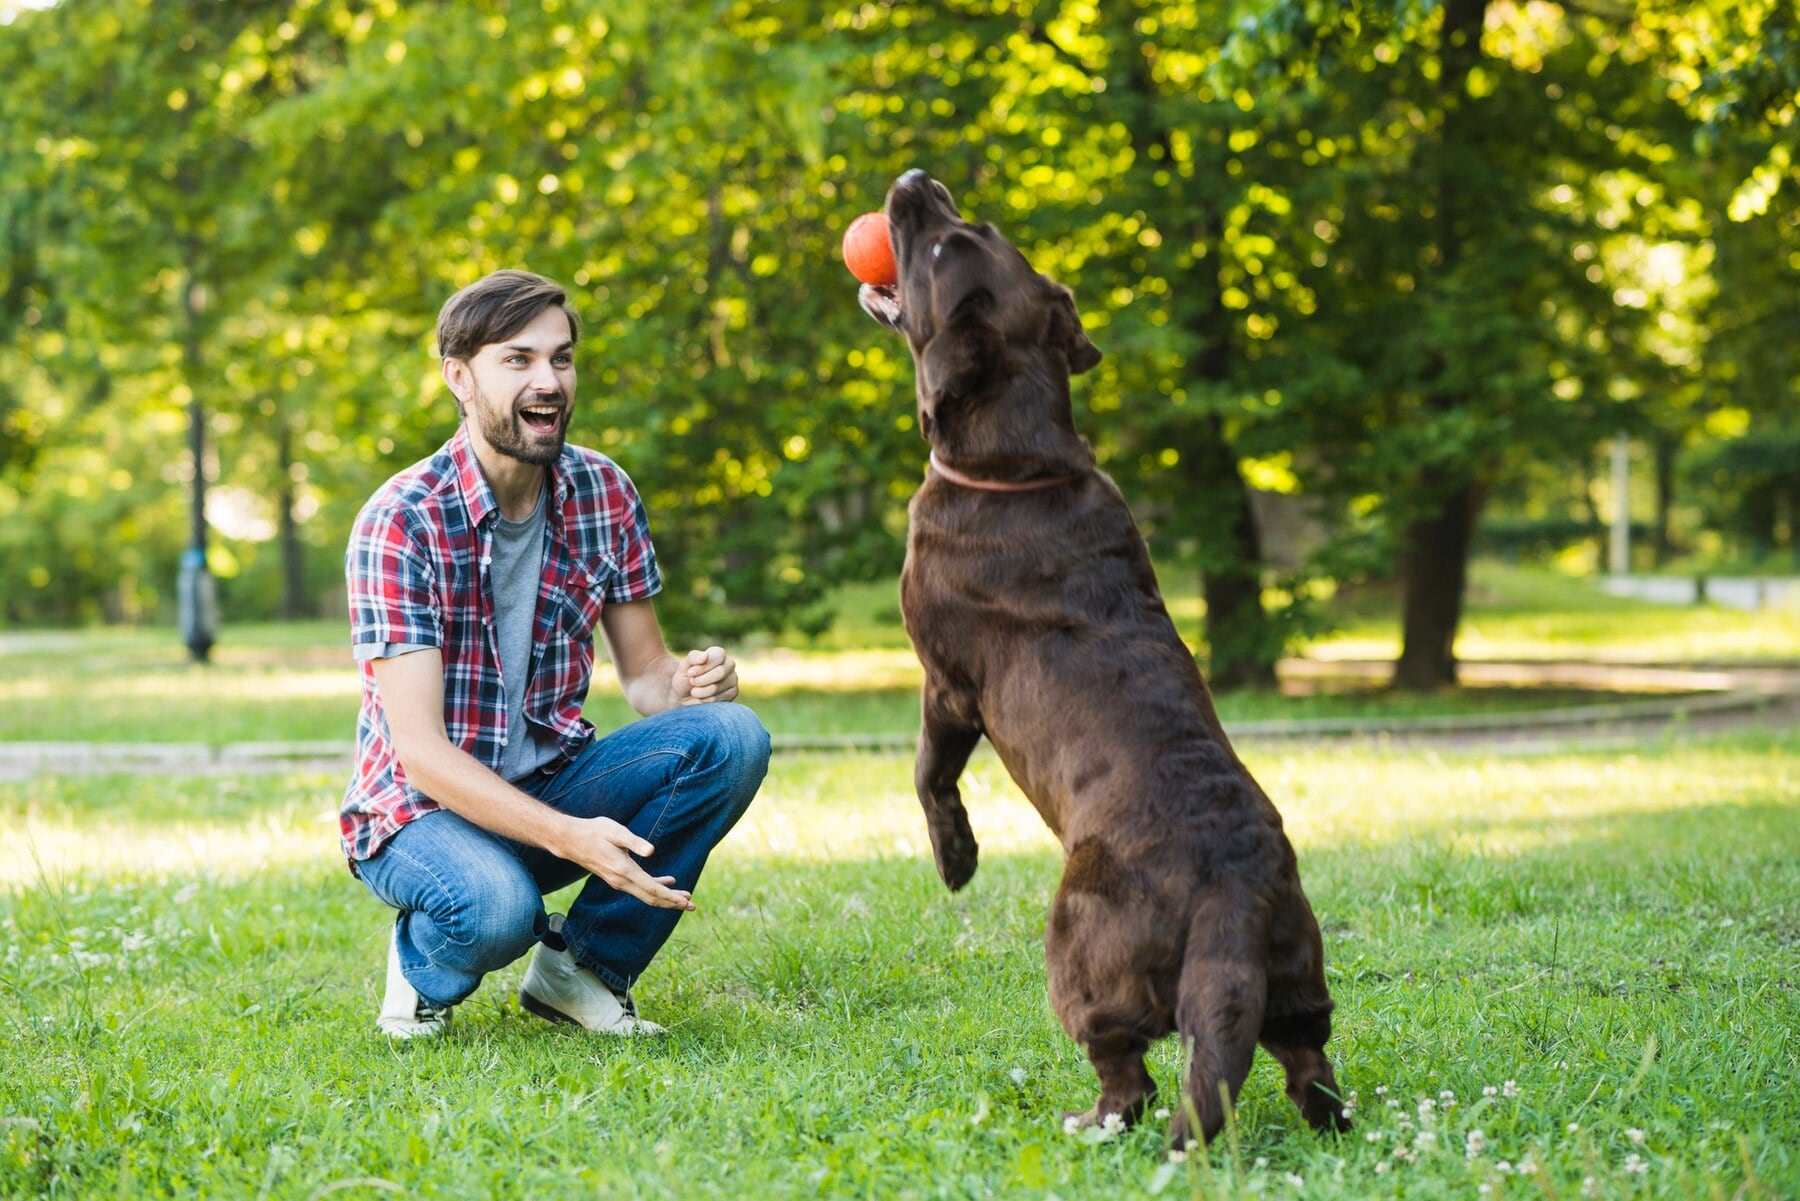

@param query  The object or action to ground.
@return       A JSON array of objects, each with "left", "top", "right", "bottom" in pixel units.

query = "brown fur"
[{"left": 859, "top": 171, "right": 1349, "bottom": 1147}]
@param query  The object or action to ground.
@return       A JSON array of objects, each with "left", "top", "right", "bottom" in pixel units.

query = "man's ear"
[
  {"left": 442, "top": 358, "right": 471, "bottom": 416},
  {"left": 920, "top": 295, "right": 1001, "bottom": 403},
  {"left": 1048, "top": 287, "right": 1101, "bottom": 375}
]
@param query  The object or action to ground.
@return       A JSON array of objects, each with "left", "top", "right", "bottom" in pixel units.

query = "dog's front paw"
[{"left": 929, "top": 812, "right": 979, "bottom": 890}]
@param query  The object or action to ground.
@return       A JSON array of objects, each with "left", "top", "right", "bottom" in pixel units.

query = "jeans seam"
[{"left": 536, "top": 747, "right": 697, "bottom": 809}]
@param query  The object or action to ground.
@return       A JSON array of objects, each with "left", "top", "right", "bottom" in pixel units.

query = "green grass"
[
  {"left": 1292, "top": 561, "right": 1800, "bottom": 663},
  {"left": 3, "top": 562, "right": 1793, "bottom": 745},
  {"left": 1, "top": 731, "right": 1796, "bottom": 1198}
]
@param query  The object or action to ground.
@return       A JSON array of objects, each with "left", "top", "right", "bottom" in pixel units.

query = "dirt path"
[{"left": 1, "top": 661, "right": 1794, "bottom": 781}]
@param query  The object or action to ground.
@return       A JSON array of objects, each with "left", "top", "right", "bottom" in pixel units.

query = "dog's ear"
[
  {"left": 1048, "top": 286, "right": 1101, "bottom": 375},
  {"left": 920, "top": 294, "right": 1001, "bottom": 403}
]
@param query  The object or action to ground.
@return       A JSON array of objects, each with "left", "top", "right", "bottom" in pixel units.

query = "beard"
[{"left": 469, "top": 384, "right": 567, "bottom": 467}]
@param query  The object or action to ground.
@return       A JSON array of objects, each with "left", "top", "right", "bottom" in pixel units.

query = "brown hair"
[{"left": 435, "top": 269, "right": 581, "bottom": 363}]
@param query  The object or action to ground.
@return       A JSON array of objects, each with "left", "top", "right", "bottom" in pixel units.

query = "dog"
[{"left": 858, "top": 170, "right": 1349, "bottom": 1148}]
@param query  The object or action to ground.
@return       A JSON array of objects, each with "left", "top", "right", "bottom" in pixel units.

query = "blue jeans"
[{"left": 355, "top": 703, "right": 769, "bottom": 1007}]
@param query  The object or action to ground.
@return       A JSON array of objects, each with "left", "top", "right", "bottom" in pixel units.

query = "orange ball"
[{"left": 841, "top": 212, "right": 896, "bottom": 286}]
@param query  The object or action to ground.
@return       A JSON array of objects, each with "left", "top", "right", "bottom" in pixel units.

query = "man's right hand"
[{"left": 557, "top": 816, "right": 695, "bottom": 911}]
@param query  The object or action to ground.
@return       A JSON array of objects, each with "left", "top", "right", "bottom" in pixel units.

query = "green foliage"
[{"left": 0, "top": 0, "right": 1795, "bottom": 656}]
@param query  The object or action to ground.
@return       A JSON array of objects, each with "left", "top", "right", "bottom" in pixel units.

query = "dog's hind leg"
[
  {"left": 1260, "top": 1006, "right": 1348, "bottom": 1134},
  {"left": 1168, "top": 885, "right": 1268, "bottom": 1148},
  {"left": 1260, "top": 896, "right": 1350, "bottom": 1134},
  {"left": 1045, "top": 879, "right": 1160, "bottom": 1129},
  {"left": 914, "top": 683, "right": 982, "bottom": 890}
]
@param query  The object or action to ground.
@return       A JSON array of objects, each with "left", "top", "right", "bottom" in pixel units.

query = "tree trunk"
[
  {"left": 1036, "top": 8, "right": 1282, "bottom": 689},
  {"left": 1393, "top": 478, "right": 1483, "bottom": 690},
  {"left": 1185, "top": 404, "right": 1277, "bottom": 692},
  {"left": 1651, "top": 433, "right": 1676, "bottom": 566},
  {"left": 1392, "top": 0, "right": 1489, "bottom": 690}
]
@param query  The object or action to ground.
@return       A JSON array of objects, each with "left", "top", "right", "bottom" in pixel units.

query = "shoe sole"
[
  {"left": 519, "top": 990, "right": 579, "bottom": 1027},
  {"left": 518, "top": 989, "right": 662, "bottom": 1035}
]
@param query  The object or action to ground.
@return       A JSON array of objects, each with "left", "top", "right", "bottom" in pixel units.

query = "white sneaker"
[
  {"left": 376, "top": 923, "right": 453, "bottom": 1039},
  {"left": 519, "top": 914, "right": 665, "bottom": 1035}
]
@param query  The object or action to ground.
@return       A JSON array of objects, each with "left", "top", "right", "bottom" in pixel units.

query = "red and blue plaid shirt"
[{"left": 340, "top": 426, "right": 661, "bottom": 863}]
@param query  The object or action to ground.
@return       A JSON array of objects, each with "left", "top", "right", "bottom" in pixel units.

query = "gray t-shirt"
[{"left": 355, "top": 485, "right": 565, "bottom": 783}]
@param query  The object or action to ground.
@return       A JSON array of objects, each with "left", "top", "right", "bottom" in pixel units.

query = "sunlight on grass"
[
  {"left": 7, "top": 738, "right": 1789, "bottom": 890},
  {"left": 0, "top": 776, "right": 341, "bottom": 887}
]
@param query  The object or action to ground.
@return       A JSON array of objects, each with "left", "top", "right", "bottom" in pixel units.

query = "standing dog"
[{"left": 858, "top": 170, "right": 1349, "bottom": 1147}]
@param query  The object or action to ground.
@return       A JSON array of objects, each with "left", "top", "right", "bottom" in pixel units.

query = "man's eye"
[{"left": 554, "top": 355, "right": 573, "bottom": 367}]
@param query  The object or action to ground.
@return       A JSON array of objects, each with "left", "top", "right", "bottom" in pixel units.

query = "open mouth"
[
  {"left": 518, "top": 401, "right": 563, "bottom": 435},
  {"left": 859, "top": 282, "right": 902, "bottom": 331}
]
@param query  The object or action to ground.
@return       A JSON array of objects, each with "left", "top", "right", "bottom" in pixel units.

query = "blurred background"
[{"left": 1, "top": 0, "right": 1793, "bottom": 689}]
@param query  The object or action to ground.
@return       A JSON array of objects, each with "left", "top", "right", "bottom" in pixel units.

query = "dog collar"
[{"left": 927, "top": 451, "right": 1082, "bottom": 493}]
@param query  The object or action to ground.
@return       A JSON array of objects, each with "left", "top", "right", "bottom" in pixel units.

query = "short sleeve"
[
  {"left": 346, "top": 505, "right": 443, "bottom": 653},
  {"left": 606, "top": 469, "right": 662, "bottom": 605}
]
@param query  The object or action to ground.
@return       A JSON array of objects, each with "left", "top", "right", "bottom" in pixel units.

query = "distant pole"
[
  {"left": 1608, "top": 434, "right": 1630, "bottom": 575},
  {"left": 177, "top": 276, "right": 215, "bottom": 663}
]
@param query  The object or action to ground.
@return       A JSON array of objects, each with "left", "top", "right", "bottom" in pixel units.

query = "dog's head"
[{"left": 859, "top": 170, "right": 1100, "bottom": 443}]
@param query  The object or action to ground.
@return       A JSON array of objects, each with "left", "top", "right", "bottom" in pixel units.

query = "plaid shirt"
[{"left": 340, "top": 426, "right": 661, "bottom": 863}]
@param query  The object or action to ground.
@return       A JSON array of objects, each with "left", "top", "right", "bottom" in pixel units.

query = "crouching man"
[{"left": 340, "top": 269, "right": 770, "bottom": 1039}]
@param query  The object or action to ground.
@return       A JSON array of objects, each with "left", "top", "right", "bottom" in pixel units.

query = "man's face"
[{"left": 445, "top": 305, "right": 576, "bottom": 468}]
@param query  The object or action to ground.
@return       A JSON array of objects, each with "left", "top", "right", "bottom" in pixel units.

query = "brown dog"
[{"left": 858, "top": 170, "right": 1349, "bottom": 1147}]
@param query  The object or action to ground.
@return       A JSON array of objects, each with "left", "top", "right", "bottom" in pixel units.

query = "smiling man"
[{"left": 341, "top": 269, "right": 770, "bottom": 1039}]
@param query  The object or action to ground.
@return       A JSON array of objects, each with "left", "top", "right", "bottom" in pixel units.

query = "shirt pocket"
[{"left": 559, "top": 554, "right": 619, "bottom": 642}]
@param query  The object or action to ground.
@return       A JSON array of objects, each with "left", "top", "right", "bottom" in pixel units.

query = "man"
[{"left": 341, "top": 269, "right": 770, "bottom": 1039}]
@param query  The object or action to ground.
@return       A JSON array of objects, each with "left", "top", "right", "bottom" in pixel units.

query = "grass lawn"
[
  {"left": 3, "top": 562, "right": 1795, "bottom": 747},
  {"left": 2, "top": 729, "right": 1796, "bottom": 1198}
]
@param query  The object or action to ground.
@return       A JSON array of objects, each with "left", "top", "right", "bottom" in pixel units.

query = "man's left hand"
[{"left": 674, "top": 645, "right": 738, "bottom": 704}]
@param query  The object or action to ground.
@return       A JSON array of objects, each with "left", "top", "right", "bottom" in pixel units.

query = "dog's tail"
[{"left": 1170, "top": 881, "right": 1269, "bottom": 1148}]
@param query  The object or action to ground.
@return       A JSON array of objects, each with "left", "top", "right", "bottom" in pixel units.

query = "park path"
[{"left": 0, "top": 660, "right": 1794, "bottom": 782}]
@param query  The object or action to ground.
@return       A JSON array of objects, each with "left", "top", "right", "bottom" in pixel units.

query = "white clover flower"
[
  {"left": 1285, "top": 1172, "right": 1305, "bottom": 1188},
  {"left": 1100, "top": 1112, "right": 1126, "bottom": 1136},
  {"left": 1627, "top": 1127, "right": 1645, "bottom": 1145},
  {"left": 1503, "top": 1080, "right": 1520, "bottom": 1098},
  {"left": 1465, "top": 1129, "right": 1487, "bottom": 1158},
  {"left": 1482, "top": 1085, "right": 1499, "bottom": 1098},
  {"left": 1009, "top": 1067, "right": 1027, "bottom": 1085},
  {"left": 1414, "top": 1131, "right": 1437, "bottom": 1151},
  {"left": 1624, "top": 1153, "right": 1648, "bottom": 1175},
  {"left": 1366, "top": 1131, "right": 1383, "bottom": 1143},
  {"left": 1418, "top": 1098, "right": 1436, "bottom": 1117},
  {"left": 1374, "top": 1161, "right": 1390, "bottom": 1176},
  {"left": 1254, "top": 1157, "right": 1269, "bottom": 1168},
  {"left": 1582, "top": 1175, "right": 1599, "bottom": 1197},
  {"left": 1167, "top": 1149, "right": 1187, "bottom": 1164},
  {"left": 1567, "top": 1122, "right": 1581, "bottom": 1134},
  {"left": 1440, "top": 1089, "right": 1456, "bottom": 1102},
  {"left": 1063, "top": 1115, "right": 1082, "bottom": 1136},
  {"left": 1497, "top": 1160, "right": 1513, "bottom": 1174},
  {"left": 1479, "top": 1185, "right": 1493, "bottom": 1197},
  {"left": 1154, "top": 1107, "right": 1170, "bottom": 1120},
  {"left": 1375, "top": 1085, "right": 1389, "bottom": 1095}
]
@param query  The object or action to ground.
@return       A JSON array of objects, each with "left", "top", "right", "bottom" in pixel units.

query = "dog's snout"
[{"left": 898, "top": 168, "right": 929, "bottom": 188}]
